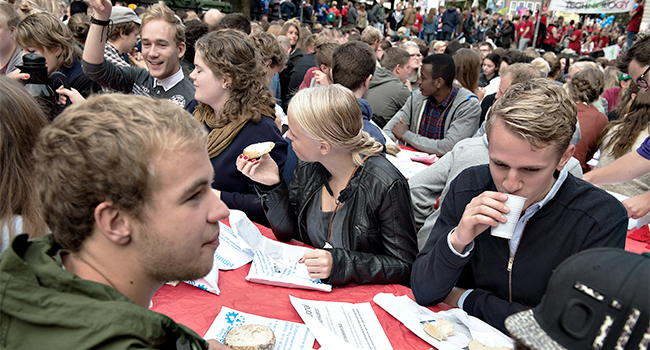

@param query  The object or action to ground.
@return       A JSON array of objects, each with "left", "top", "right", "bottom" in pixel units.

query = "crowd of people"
[{"left": 1, "top": 0, "right": 649, "bottom": 348}]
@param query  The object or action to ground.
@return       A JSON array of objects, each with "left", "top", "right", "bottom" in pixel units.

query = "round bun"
[
  {"left": 243, "top": 142, "right": 275, "bottom": 159},
  {"left": 224, "top": 324, "right": 276, "bottom": 350},
  {"left": 423, "top": 319, "right": 456, "bottom": 341},
  {"left": 468, "top": 339, "right": 511, "bottom": 350}
]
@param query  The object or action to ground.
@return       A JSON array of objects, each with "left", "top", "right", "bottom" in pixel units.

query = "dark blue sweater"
[
  {"left": 411, "top": 164, "right": 627, "bottom": 333},
  {"left": 187, "top": 100, "right": 288, "bottom": 226}
]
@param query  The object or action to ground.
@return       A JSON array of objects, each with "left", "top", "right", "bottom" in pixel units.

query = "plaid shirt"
[
  {"left": 104, "top": 43, "right": 129, "bottom": 67},
  {"left": 418, "top": 87, "right": 459, "bottom": 140}
]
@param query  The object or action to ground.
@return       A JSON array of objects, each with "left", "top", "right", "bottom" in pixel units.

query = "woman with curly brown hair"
[
  {"left": 187, "top": 29, "right": 288, "bottom": 226},
  {"left": 0, "top": 75, "right": 49, "bottom": 253}
]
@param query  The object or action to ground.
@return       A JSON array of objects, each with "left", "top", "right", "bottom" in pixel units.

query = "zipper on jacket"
[{"left": 507, "top": 231, "right": 524, "bottom": 303}]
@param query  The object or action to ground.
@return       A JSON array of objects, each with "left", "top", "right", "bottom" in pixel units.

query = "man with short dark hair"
[
  {"left": 215, "top": 12, "right": 252, "bottom": 34},
  {"left": 331, "top": 41, "right": 385, "bottom": 143},
  {"left": 365, "top": 47, "right": 411, "bottom": 125},
  {"left": 478, "top": 41, "right": 492, "bottom": 58},
  {"left": 411, "top": 78, "right": 627, "bottom": 334},
  {"left": 383, "top": 54, "right": 481, "bottom": 156},
  {"left": 0, "top": 94, "right": 231, "bottom": 349}
]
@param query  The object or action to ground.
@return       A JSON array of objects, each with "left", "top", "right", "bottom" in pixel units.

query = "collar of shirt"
[
  {"left": 153, "top": 67, "right": 184, "bottom": 92},
  {"left": 509, "top": 167, "right": 569, "bottom": 255},
  {"left": 428, "top": 86, "right": 458, "bottom": 109}
]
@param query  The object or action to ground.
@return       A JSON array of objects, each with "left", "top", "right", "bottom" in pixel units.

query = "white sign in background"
[{"left": 549, "top": 0, "right": 636, "bottom": 14}]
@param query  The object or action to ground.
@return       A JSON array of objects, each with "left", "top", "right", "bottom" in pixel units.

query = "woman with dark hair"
[
  {"left": 498, "top": 20, "right": 515, "bottom": 49},
  {"left": 0, "top": 75, "right": 49, "bottom": 253},
  {"left": 569, "top": 67, "right": 608, "bottom": 173},
  {"left": 422, "top": 8, "right": 437, "bottom": 44},
  {"left": 479, "top": 52, "right": 500, "bottom": 87},
  {"left": 188, "top": 29, "right": 288, "bottom": 226},
  {"left": 237, "top": 84, "right": 417, "bottom": 286},
  {"left": 567, "top": 22, "right": 583, "bottom": 53},
  {"left": 595, "top": 92, "right": 650, "bottom": 197}
]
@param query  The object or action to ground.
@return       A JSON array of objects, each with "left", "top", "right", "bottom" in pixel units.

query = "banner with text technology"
[{"left": 549, "top": 0, "right": 635, "bottom": 13}]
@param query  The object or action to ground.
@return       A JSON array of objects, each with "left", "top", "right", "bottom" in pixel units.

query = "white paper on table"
[
  {"left": 204, "top": 306, "right": 315, "bottom": 350},
  {"left": 606, "top": 191, "right": 650, "bottom": 229},
  {"left": 373, "top": 293, "right": 513, "bottom": 350},
  {"left": 183, "top": 210, "right": 262, "bottom": 294},
  {"left": 290, "top": 295, "right": 393, "bottom": 350},
  {"left": 386, "top": 151, "right": 429, "bottom": 179},
  {"left": 246, "top": 240, "right": 332, "bottom": 292}
]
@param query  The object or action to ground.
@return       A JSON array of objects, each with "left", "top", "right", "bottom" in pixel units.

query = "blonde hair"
[
  {"left": 487, "top": 78, "right": 577, "bottom": 157},
  {"left": 14, "top": 11, "right": 78, "bottom": 69},
  {"left": 603, "top": 65, "right": 621, "bottom": 89},
  {"left": 0, "top": 1, "right": 20, "bottom": 28},
  {"left": 34, "top": 94, "right": 207, "bottom": 252},
  {"left": 140, "top": 2, "right": 185, "bottom": 47},
  {"left": 288, "top": 85, "right": 399, "bottom": 166}
]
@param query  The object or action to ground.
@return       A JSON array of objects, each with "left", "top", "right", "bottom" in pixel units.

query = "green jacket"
[{"left": 0, "top": 234, "right": 208, "bottom": 350}]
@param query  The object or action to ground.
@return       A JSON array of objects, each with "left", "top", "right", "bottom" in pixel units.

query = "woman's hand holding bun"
[{"left": 236, "top": 153, "right": 281, "bottom": 186}]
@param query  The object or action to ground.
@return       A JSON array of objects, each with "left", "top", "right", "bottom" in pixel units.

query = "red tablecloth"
[{"left": 151, "top": 220, "right": 451, "bottom": 349}]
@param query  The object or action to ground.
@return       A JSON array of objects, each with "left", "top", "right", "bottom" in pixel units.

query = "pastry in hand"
[{"left": 243, "top": 142, "right": 275, "bottom": 159}]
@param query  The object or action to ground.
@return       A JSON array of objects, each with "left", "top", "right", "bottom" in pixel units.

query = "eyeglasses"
[
  {"left": 410, "top": 53, "right": 423, "bottom": 58},
  {"left": 636, "top": 65, "right": 650, "bottom": 90}
]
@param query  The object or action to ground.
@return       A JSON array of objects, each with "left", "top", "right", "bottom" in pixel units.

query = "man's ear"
[
  {"left": 94, "top": 202, "right": 132, "bottom": 245},
  {"left": 556, "top": 144, "right": 575, "bottom": 171},
  {"left": 177, "top": 41, "right": 187, "bottom": 59},
  {"left": 363, "top": 74, "right": 373, "bottom": 89},
  {"left": 319, "top": 141, "right": 331, "bottom": 155}
]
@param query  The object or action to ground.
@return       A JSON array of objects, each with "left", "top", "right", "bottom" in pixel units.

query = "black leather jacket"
[{"left": 256, "top": 155, "right": 418, "bottom": 286}]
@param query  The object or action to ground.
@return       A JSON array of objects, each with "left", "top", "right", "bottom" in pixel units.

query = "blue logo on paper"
[{"left": 225, "top": 312, "right": 245, "bottom": 326}]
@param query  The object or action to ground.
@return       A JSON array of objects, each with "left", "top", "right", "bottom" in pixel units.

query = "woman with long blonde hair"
[
  {"left": 188, "top": 29, "right": 288, "bottom": 226},
  {"left": 237, "top": 84, "right": 417, "bottom": 286}
]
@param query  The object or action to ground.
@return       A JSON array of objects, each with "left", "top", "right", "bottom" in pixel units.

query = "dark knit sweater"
[{"left": 411, "top": 164, "right": 627, "bottom": 333}]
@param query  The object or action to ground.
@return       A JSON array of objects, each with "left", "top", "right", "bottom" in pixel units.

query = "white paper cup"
[{"left": 490, "top": 194, "right": 527, "bottom": 239}]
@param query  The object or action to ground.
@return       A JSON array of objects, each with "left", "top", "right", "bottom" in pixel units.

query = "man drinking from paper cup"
[{"left": 410, "top": 79, "right": 628, "bottom": 334}]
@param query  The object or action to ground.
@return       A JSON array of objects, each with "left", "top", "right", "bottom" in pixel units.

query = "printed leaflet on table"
[{"left": 290, "top": 295, "right": 393, "bottom": 350}]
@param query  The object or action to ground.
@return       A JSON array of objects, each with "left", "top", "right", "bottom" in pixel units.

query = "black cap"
[{"left": 505, "top": 248, "right": 649, "bottom": 350}]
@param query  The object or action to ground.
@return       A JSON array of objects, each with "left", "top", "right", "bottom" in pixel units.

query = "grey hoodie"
[
  {"left": 365, "top": 66, "right": 411, "bottom": 125},
  {"left": 383, "top": 87, "right": 481, "bottom": 156}
]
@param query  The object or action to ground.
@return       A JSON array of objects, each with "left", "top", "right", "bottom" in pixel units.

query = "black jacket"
[{"left": 256, "top": 156, "right": 418, "bottom": 286}]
